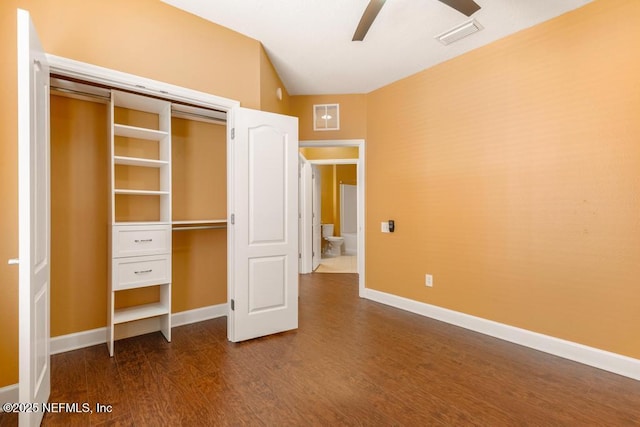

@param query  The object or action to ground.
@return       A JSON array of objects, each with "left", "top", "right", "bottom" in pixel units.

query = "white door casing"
[
  {"left": 312, "top": 166, "right": 322, "bottom": 271},
  {"left": 17, "top": 8, "right": 50, "bottom": 427},
  {"left": 228, "top": 107, "right": 299, "bottom": 342},
  {"left": 298, "top": 154, "right": 312, "bottom": 274}
]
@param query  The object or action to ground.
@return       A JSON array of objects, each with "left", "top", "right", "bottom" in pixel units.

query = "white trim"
[
  {"left": 172, "top": 303, "right": 227, "bottom": 327},
  {"left": 50, "top": 327, "right": 107, "bottom": 355},
  {"left": 49, "top": 304, "right": 227, "bottom": 355},
  {"left": 298, "top": 153, "right": 313, "bottom": 274},
  {"left": 46, "top": 54, "right": 240, "bottom": 111},
  {"left": 363, "top": 288, "right": 640, "bottom": 381},
  {"left": 0, "top": 383, "right": 19, "bottom": 408},
  {"left": 308, "top": 159, "right": 357, "bottom": 165}
]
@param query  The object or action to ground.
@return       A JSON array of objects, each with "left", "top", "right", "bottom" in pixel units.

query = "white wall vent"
[{"left": 435, "top": 19, "right": 483, "bottom": 45}]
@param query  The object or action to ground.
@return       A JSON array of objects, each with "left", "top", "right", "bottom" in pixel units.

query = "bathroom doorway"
[{"left": 298, "top": 140, "right": 365, "bottom": 295}]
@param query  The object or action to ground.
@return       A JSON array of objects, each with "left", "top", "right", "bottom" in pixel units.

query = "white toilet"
[{"left": 321, "top": 223, "right": 344, "bottom": 257}]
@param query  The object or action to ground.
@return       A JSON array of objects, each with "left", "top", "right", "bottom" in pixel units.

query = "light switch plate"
[{"left": 381, "top": 222, "right": 390, "bottom": 233}]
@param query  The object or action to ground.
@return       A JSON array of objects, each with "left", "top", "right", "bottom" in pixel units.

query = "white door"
[
  {"left": 17, "top": 9, "right": 50, "bottom": 427},
  {"left": 298, "top": 154, "right": 312, "bottom": 274},
  {"left": 228, "top": 107, "right": 298, "bottom": 342},
  {"left": 312, "top": 166, "right": 322, "bottom": 270}
]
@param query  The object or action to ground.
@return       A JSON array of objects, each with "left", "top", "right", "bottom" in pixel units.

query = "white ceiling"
[{"left": 161, "top": 0, "right": 593, "bottom": 95}]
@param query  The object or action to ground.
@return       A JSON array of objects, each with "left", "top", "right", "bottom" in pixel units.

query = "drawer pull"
[
  {"left": 134, "top": 239, "right": 153, "bottom": 243},
  {"left": 134, "top": 269, "right": 153, "bottom": 274}
]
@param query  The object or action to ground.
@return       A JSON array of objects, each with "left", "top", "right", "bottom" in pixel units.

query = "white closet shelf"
[
  {"left": 114, "top": 123, "right": 168, "bottom": 141},
  {"left": 113, "top": 302, "right": 170, "bottom": 324},
  {"left": 171, "top": 219, "right": 227, "bottom": 225},
  {"left": 113, "top": 221, "right": 171, "bottom": 226},
  {"left": 114, "top": 189, "right": 170, "bottom": 196},
  {"left": 114, "top": 156, "right": 168, "bottom": 168}
]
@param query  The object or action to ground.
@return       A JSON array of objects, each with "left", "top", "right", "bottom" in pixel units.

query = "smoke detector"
[{"left": 435, "top": 19, "right": 483, "bottom": 45}]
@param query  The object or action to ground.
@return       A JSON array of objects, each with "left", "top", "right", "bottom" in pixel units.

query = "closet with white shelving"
[{"left": 50, "top": 81, "right": 228, "bottom": 357}]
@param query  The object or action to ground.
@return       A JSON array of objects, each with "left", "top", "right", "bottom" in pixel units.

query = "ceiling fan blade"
[
  {"left": 437, "top": 0, "right": 481, "bottom": 17},
  {"left": 352, "top": 0, "right": 387, "bottom": 41}
]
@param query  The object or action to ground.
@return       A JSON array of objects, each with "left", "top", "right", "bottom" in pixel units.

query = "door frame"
[
  {"left": 298, "top": 153, "right": 312, "bottom": 273},
  {"left": 298, "top": 139, "right": 365, "bottom": 297}
]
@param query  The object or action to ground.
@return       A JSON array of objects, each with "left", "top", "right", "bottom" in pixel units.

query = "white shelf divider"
[
  {"left": 114, "top": 123, "right": 168, "bottom": 141},
  {"left": 114, "top": 155, "right": 169, "bottom": 168},
  {"left": 171, "top": 219, "right": 227, "bottom": 225},
  {"left": 113, "top": 302, "right": 170, "bottom": 325},
  {"left": 114, "top": 189, "right": 170, "bottom": 196}
]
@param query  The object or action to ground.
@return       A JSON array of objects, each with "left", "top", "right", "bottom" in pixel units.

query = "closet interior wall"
[{"left": 50, "top": 88, "right": 227, "bottom": 342}]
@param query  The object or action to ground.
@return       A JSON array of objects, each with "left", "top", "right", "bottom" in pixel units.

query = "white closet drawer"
[
  {"left": 112, "top": 225, "right": 171, "bottom": 258},
  {"left": 112, "top": 255, "right": 171, "bottom": 290}
]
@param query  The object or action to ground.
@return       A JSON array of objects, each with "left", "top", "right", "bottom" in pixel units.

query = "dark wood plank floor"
[{"left": 3, "top": 273, "right": 640, "bottom": 426}]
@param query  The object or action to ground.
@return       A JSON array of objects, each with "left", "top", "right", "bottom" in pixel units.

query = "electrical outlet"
[{"left": 425, "top": 274, "right": 433, "bottom": 287}]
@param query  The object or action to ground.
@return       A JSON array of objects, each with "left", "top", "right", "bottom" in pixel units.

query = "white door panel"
[
  {"left": 229, "top": 108, "right": 298, "bottom": 342},
  {"left": 17, "top": 8, "right": 50, "bottom": 427},
  {"left": 249, "top": 127, "right": 287, "bottom": 243}
]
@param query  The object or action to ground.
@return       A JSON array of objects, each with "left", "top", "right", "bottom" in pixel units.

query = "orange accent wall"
[
  {"left": 290, "top": 94, "right": 367, "bottom": 141},
  {"left": 365, "top": 0, "right": 640, "bottom": 359}
]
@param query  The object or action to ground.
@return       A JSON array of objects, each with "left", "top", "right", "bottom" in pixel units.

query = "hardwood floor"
[{"left": 3, "top": 273, "right": 640, "bottom": 426}]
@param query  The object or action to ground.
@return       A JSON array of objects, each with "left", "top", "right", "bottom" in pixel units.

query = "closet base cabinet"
[
  {"left": 107, "top": 225, "right": 172, "bottom": 357},
  {"left": 108, "top": 90, "right": 173, "bottom": 357}
]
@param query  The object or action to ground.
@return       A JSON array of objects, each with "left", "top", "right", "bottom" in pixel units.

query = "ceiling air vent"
[{"left": 435, "top": 19, "right": 483, "bottom": 45}]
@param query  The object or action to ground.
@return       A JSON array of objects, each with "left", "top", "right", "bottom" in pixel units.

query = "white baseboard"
[
  {"left": 363, "top": 288, "right": 640, "bottom": 381},
  {"left": 50, "top": 303, "right": 227, "bottom": 355},
  {"left": 0, "top": 383, "right": 19, "bottom": 409},
  {"left": 172, "top": 303, "right": 227, "bottom": 327}
]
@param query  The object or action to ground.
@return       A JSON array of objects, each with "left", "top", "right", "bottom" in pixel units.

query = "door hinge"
[
  {"left": 230, "top": 299, "right": 235, "bottom": 311},
  {"left": 230, "top": 213, "right": 235, "bottom": 225},
  {"left": 231, "top": 128, "right": 235, "bottom": 139},
  {"left": 298, "top": 253, "right": 301, "bottom": 259}
]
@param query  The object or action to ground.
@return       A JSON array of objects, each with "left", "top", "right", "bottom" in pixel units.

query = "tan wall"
[
  {"left": 299, "top": 147, "right": 359, "bottom": 160},
  {"left": 260, "top": 46, "right": 291, "bottom": 115},
  {"left": 365, "top": 0, "right": 640, "bottom": 359},
  {"left": 290, "top": 94, "right": 366, "bottom": 141},
  {"left": 50, "top": 96, "right": 109, "bottom": 336},
  {"left": 171, "top": 118, "right": 228, "bottom": 311},
  {"left": 0, "top": 0, "right": 260, "bottom": 386}
]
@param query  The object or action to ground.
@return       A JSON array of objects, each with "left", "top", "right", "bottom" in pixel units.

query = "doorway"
[{"left": 298, "top": 140, "right": 365, "bottom": 296}]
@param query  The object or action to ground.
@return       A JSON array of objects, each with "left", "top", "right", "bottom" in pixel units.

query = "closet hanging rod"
[
  {"left": 50, "top": 73, "right": 228, "bottom": 117},
  {"left": 50, "top": 85, "right": 111, "bottom": 101},
  {"left": 172, "top": 225, "right": 227, "bottom": 231},
  {"left": 171, "top": 109, "right": 227, "bottom": 124}
]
